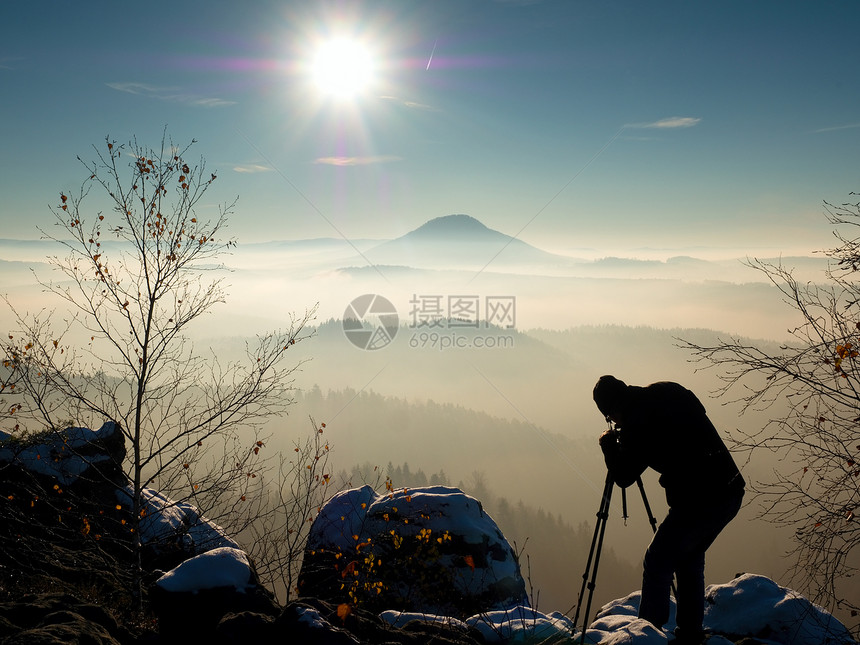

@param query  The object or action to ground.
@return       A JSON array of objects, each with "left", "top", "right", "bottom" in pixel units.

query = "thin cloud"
[
  {"left": 106, "top": 82, "right": 235, "bottom": 107},
  {"left": 232, "top": 164, "right": 273, "bottom": 174},
  {"left": 313, "top": 155, "right": 403, "bottom": 167},
  {"left": 0, "top": 57, "right": 24, "bottom": 70},
  {"left": 629, "top": 116, "right": 702, "bottom": 129},
  {"left": 380, "top": 95, "right": 437, "bottom": 111},
  {"left": 814, "top": 122, "right": 860, "bottom": 133}
]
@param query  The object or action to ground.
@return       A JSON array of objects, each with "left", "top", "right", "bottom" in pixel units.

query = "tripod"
[{"left": 573, "top": 472, "right": 668, "bottom": 644}]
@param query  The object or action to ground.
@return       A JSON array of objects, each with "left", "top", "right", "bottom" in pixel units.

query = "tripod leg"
[
  {"left": 636, "top": 477, "right": 658, "bottom": 534},
  {"left": 622, "top": 486, "right": 628, "bottom": 525},
  {"left": 574, "top": 472, "right": 613, "bottom": 643}
]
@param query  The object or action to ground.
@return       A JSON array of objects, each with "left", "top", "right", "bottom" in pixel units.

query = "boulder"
[
  {"left": 0, "top": 422, "right": 125, "bottom": 490},
  {"left": 299, "top": 485, "right": 528, "bottom": 619},
  {"left": 704, "top": 574, "right": 856, "bottom": 645},
  {"left": 0, "top": 593, "right": 131, "bottom": 645},
  {"left": 115, "top": 485, "right": 240, "bottom": 570},
  {"left": 150, "top": 547, "right": 279, "bottom": 640},
  {"left": 215, "top": 611, "right": 277, "bottom": 645}
]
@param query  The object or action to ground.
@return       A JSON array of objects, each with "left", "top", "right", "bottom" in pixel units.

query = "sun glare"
[{"left": 311, "top": 38, "right": 375, "bottom": 99}]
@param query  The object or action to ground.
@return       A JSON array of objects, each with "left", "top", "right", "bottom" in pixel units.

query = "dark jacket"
[{"left": 600, "top": 381, "right": 744, "bottom": 509}]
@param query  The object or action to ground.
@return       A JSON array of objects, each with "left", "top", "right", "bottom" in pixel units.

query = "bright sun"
[{"left": 311, "top": 38, "right": 375, "bottom": 99}]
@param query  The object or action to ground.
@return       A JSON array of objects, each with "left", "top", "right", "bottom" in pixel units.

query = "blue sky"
[{"left": 2, "top": 0, "right": 859, "bottom": 253}]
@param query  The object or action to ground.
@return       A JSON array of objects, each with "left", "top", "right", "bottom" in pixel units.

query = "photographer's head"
[{"left": 593, "top": 375, "right": 628, "bottom": 425}]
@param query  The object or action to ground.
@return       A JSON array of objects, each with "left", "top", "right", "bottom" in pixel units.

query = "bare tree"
[
  {"left": 242, "top": 417, "right": 333, "bottom": 603},
  {"left": 0, "top": 133, "right": 316, "bottom": 602},
  {"left": 679, "top": 194, "right": 860, "bottom": 630}
]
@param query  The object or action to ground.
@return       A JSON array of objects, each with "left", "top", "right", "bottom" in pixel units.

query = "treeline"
[{"left": 290, "top": 385, "right": 600, "bottom": 518}]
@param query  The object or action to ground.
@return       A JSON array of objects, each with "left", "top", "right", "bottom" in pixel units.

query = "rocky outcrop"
[
  {"left": 213, "top": 598, "right": 485, "bottom": 645},
  {"left": 298, "top": 485, "right": 528, "bottom": 619},
  {"left": 150, "top": 547, "right": 279, "bottom": 640},
  {"left": 0, "top": 593, "right": 134, "bottom": 645},
  {"left": 0, "top": 422, "right": 125, "bottom": 490},
  {"left": 2, "top": 426, "right": 857, "bottom": 645}
]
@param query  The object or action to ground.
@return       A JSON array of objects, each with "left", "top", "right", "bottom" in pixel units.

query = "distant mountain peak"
[
  {"left": 404, "top": 214, "right": 511, "bottom": 242},
  {"left": 365, "top": 213, "right": 566, "bottom": 269},
  {"left": 412, "top": 214, "right": 492, "bottom": 235}
]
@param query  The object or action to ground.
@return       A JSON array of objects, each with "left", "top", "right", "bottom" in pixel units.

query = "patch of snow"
[
  {"left": 585, "top": 591, "right": 676, "bottom": 643},
  {"left": 704, "top": 573, "right": 855, "bottom": 645},
  {"left": 296, "top": 606, "right": 329, "bottom": 629},
  {"left": 381, "top": 574, "right": 857, "bottom": 645},
  {"left": 296, "top": 607, "right": 360, "bottom": 644},
  {"left": 0, "top": 422, "right": 118, "bottom": 485},
  {"left": 115, "top": 485, "right": 239, "bottom": 554},
  {"left": 376, "top": 486, "right": 523, "bottom": 593},
  {"left": 63, "top": 422, "right": 119, "bottom": 448},
  {"left": 155, "top": 547, "right": 252, "bottom": 593},
  {"left": 312, "top": 484, "right": 379, "bottom": 553},
  {"left": 379, "top": 610, "right": 469, "bottom": 631},
  {"left": 594, "top": 619, "right": 668, "bottom": 645},
  {"left": 311, "top": 485, "right": 526, "bottom": 612},
  {"left": 465, "top": 606, "right": 574, "bottom": 643}
]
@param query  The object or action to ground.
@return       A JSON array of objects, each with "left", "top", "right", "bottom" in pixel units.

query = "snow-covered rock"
[
  {"left": 705, "top": 573, "right": 855, "bottom": 645},
  {"left": 578, "top": 574, "right": 857, "bottom": 644},
  {"left": 299, "top": 485, "right": 528, "bottom": 618},
  {"left": 0, "top": 422, "right": 124, "bottom": 486},
  {"left": 151, "top": 547, "right": 279, "bottom": 641},
  {"left": 377, "top": 574, "right": 858, "bottom": 645},
  {"left": 155, "top": 546, "right": 253, "bottom": 593},
  {"left": 115, "top": 484, "right": 239, "bottom": 556}
]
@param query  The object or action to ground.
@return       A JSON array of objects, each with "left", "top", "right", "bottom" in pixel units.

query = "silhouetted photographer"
[{"left": 593, "top": 375, "right": 745, "bottom": 644}]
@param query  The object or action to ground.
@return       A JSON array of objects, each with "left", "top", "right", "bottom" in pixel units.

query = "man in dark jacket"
[{"left": 592, "top": 375, "right": 744, "bottom": 644}]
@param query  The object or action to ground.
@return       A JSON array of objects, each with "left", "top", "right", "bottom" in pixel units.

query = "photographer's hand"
[{"left": 599, "top": 428, "right": 619, "bottom": 450}]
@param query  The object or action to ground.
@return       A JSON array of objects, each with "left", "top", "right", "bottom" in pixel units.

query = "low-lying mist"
[{"left": 0, "top": 234, "right": 834, "bottom": 619}]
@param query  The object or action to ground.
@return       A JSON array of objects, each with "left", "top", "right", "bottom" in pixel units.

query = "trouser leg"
[
  {"left": 638, "top": 511, "right": 682, "bottom": 628},
  {"left": 638, "top": 490, "right": 743, "bottom": 631},
  {"left": 675, "top": 549, "right": 706, "bottom": 634}
]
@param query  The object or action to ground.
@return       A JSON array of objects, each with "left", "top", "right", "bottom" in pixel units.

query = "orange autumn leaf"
[
  {"left": 337, "top": 603, "right": 352, "bottom": 622},
  {"left": 464, "top": 555, "right": 475, "bottom": 571},
  {"left": 340, "top": 561, "right": 356, "bottom": 578}
]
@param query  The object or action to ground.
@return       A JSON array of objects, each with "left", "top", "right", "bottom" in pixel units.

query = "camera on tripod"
[{"left": 572, "top": 434, "right": 670, "bottom": 645}]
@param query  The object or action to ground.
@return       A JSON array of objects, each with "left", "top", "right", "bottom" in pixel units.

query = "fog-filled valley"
[
  {"left": 263, "top": 323, "right": 795, "bottom": 617},
  {"left": 0, "top": 216, "right": 833, "bottom": 621}
]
